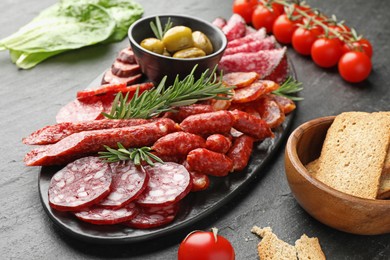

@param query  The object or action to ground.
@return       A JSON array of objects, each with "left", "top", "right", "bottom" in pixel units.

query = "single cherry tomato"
[
  {"left": 292, "top": 27, "right": 322, "bottom": 55},
  {"left": 272, "top": 14, "right": 297, "bottom": 44},
  {"left": 178, "top": 228, "right": 235, "bottom": 260},
  {"left": 342, "top": 38, "right": 373, "bottom": 58},
  {"left": 338, "top": 51, "right": 372, "bottom": 83},
  {"left": 232, "top": 0, "right": 258, "bottom": 24},
  {"left": 311, "top": 38, "right": 343, "bottom": 68},
  {"left": 272, "top": 3, "right": 285, "bottom": 15},
  {"left": 291, "top": 3, "right": 311, "bottom": 23},
  {"left": 251, "top": 4, "right": 282, "bottom": 33}
]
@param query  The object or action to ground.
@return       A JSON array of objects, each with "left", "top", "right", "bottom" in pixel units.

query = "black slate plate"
[{"left": 38, "top": 59, "right": 297, "bottom": 244}]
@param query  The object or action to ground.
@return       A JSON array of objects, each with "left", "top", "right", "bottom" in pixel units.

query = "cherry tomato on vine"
[
  {"left": 292, "top": 27, "right": 322, "bottom": 55},
  {"left": 311, "top": 38, "right": 343, "bottom": 68},
  {"left": 252, "top": 4, "right": 282, "bottom": 33},
  {"left": 178, "top": 229, "right": 235, "bottom": 260},
  {"left": 232, "top": 0, "right": 258, "bottom": 24},
  {"left": 338, "top": 51, "right": 372, "bottom": 83},
  {"left": 273, "top": 14, "right": 297, "bottom": 44},
  {"left": 271, "top": 3, "right": 285, "bottom": 15},
  {"left": 342, "top": 38, "right": 373, "bottom": 58}
]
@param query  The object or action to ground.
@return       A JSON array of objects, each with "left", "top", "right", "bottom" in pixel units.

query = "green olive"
[
  {"left": 162, "top": 26, "right": 194, "bottom": 53},
  {"left": 140, "top": 38, "right": 165, "bottom": 54},
  {"left": 162, "top": 48, "right": 171, "bottom": 57},
  {"left": 192, "top": 31, "right": 213, "bottom": 55},
  {"left": 173, "top": 47, "right": 206, "bottom": 59}
]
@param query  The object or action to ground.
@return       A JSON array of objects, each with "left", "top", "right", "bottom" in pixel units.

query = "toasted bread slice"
[
  {"left": 251, "top": 226, "right": 297, "bottom": 260},
  {"left": 311, "top": 112, "right": 390, "bottom": 199},
  {"left": 295, "top": 234, "right": 326, "bottom": 260}
]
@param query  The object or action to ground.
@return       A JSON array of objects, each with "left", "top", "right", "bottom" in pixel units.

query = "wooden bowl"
[{"left": 285, "top": 116, "right": 390, "bottom": 235}]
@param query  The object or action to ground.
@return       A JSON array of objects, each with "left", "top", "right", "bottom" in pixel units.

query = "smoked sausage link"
[
  {"left": 24, "top": 118, "right": 178, "bottom": 166},
  {"left": 230, "top": 109, "right": 273, "bottom": 140},
  {"left": 152, "top": 132, "right": 206, "bottom": 156},
  {"left": 205, "top": 134, "right": 232, "bottom": 154},
  {"left": 187, "top": 148, "right": 233, "bottom": 177},
  {"left": 180, "top": 111, "right": 235, "bottom": 137},
  {"left": 227, "top": 135, "right": 254, "bottom": 171}
]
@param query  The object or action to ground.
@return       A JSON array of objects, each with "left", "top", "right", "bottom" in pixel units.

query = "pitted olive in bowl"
[{"left": 128, "top": 14, "right": 227, "bottom": 84}]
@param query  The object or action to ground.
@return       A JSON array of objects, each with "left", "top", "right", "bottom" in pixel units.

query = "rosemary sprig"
[
  {"left": 98, "top": 143, "right": 163, "bottom": 166},
  {"left": 272, "top": 77, "right": 304, "bottom": 101},
  {"left": 150, "top": 16, "right": 173, "bottom": 40},
  {"left": 104, "top": 65, "right": 234, "bottom": 119}
]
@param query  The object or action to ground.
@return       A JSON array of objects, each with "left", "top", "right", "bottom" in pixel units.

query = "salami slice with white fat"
[
  {"left": 48, "top": 157, "right": 112, "bottom": 211},
  {"left": 123, "top": 203, "right": 179, "bottom": 229},
  {"left": 136, "top": 162, "right": 192, "bottom": 207},
  {"left": 75, "top": 202, "right": 138, "bottom": 225},
  {"left": 98, "top": 161, "right": 149, "bottom": 209}
]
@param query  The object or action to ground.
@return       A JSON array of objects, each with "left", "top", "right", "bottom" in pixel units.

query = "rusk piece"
[{"left": 295, "top": 234, "right": 326, "bottom": 260}]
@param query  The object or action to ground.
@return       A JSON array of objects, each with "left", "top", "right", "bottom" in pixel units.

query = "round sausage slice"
[
  {"left": 48, "top": 157, "right": 112, "bottom": 211},
  {"left": 98, "top": 161, "right": 149, "bottom": 209},
  {"left": 75, "top": 202, "right": 139, "bottom": 225},
  {"left": 136, "top": 162, "right": 192, "bottom": 207}
]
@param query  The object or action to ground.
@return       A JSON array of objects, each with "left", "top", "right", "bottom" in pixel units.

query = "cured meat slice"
[
  {"left": 223, "top": 72, "right": 260, "bottom": 88},
  {"left": 111, "top": 61, "right": 141, "bottom": 78},
  {"left": 180, "top": 111, "right": 235, "bottom": 137},
  {"left": 227, "top": 28, "right": 266, "bottom": 48},
  {"left": 222, "top": 14, "right": 246, "bottom": 41},
  {"left": 187, "top": 148, "right": 233, "bottom": 177},
  {"left": 219, "top": 48, "right": 287, "bottom": 78},
  {"left": 152, "top": 132, "right": 206, "bottom": 156},
  {"left": 124, "top": 203, "right": 179, "bottom": 229},
  {"left": 264, "top": 56, "right": 289, "bottom": 84},
  {"left": 75, "top": 202, "right": 138, "bottom": 225},
  {"left": 230, "top": 109, "right": 273, "bottom": 140},
  {"left": 98, "top": 161, "right": 149, "bottom": 208},
  {"left": 163, "top": 104, "right": 215, "bottom": 123},
  {"left": 212, "top": 17, "right": 227, "bottom": 29},
  {"left": 209, "top": 97, "right": 231, "bottom": 111},
  {"left": 102, "top": 69, "right": 143, "bottom": 86},
  {"left": 136, "top": 162, "right": 192, "bottom": 207},
  {"left": 224, "top": 36, "right": 276, "bottom": 56},
  {"left": 23, "top": 118, "right": 150, "bottom": 145},
  {"left": 269, "top": 94, "right": 296, "bottom": 114},
  {"left": 116, "top": 47, "right": 136, "bottom": 64},
  {"left": 48, "top": 157, "right": 112, "bottom": 211},
  {"left": 77, "top": 82, "right": 154, "bottom": 101},
  {"left": 24, "top": 118, "right": 178, "bottom": 166},
  {"left": 56, "top": 97, "right": 103, "bottom": 124},
  {"left": 245, "top": 25, "right": 257, "bottom": 35},
  {"left": 232, "top": 80, "right": 279, "bottom": 103},
  {"left": 257, "top": 96, "right": 286, "bottom": 129},
  {"left": 227, "top": 135, "right": 254, "bottom": 171},
  {"left": 205, "top": 134, "right": 232, "bottom": 154}
]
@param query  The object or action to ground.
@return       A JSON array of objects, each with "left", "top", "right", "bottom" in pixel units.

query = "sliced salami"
[
  {"left": 232, "top": 80, "right": 279, "bottom": 103},
  {"left": 264, "top": 55, "right": 289, "bottom": 84},
  {"left": 222, "top": 72, "right": 260, "bottom": 88},
  {"left": 116, "top": 47, "right": 136, "bottom": 64},
  {"left": 224, "top": 36, "right": 276, "bottom": 56},
  {"left": 212, "top": 17, "right": 227, "bottom": 29},
  {"left": 124, "top": 203, "right": 179, "bottom": 229},
  {"left": 102, "top": 69, "right": 143, "bottom": 86},
  {"left": 269, "top": 94, "right": 296, "bottom": 114},
  {"left": 111, "top": 61, "right": 141, "bottom": 78},
  {"left": 227, "top": 28, "right": 266, "bottom": 48},
  {"left": 48, "top": 157, "right": 112, "bottom": 211},
  {"left": 75, "top": 202, "right": 138, "bottom": 225},
  {"left": 24, "top": 118, "right": 178, "bottom": 166},
  {"left": 136, "top": 162, "right": 192, "bottom": 207},
  {"left": 222, "top": 14, "right": 246, "bottom": 41},
  {"left": 219, "top": 48, "right": 287, "bottom": 78},
  {"left": 56, "top": 98, "right": 103, "bottom": 124},
  {"left": 98, "top": 161, "right": 149, "bottom": 209}
]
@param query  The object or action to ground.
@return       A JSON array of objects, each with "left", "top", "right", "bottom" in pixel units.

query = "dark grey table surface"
[{"left": 1, "top": 0, "right": 389, "bottom": 259}]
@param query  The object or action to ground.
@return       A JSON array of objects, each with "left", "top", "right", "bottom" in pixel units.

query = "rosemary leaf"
[{"left": 272, "top": 77, "right": 304, "bottom": 101}]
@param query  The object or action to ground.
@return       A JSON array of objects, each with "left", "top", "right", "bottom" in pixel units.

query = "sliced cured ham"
[
  {"left": 98, "top": 161, "right": 149, "bottom": 209},
  {"left": 116, "top": 47, "right": 136, "bottom": 64},
  {"left": 75, "top": 202, "right": 139, "bottom": 225},
  {"left": 136, "top": 162, "right": 192, "bottom": 207},
  {"left": 111, "top": 61, "right": 141, "bottom": 78},
  {"left": 48, "top": 157, "right": 112, "bottom": 211}
]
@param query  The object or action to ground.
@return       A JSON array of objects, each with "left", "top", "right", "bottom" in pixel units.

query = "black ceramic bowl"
[{"left": 128, "top": 14, "right": 227, "bottom": 84}]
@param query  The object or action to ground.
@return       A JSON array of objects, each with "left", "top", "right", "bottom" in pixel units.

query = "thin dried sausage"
[
  {"left": 187, "top": 148, "right": 233, "bottom": 177},
  {"left": 205, "top": 134, "right": 232, "bottom": 154},
  {"left": 230, "top": 109, "right": 273, "bottom": 140},
  {"left": 180, "top": 111, "right": 235, "bottom": 136},
  {"left": 227, "top": 135, "right": 254, "bottom": 171},
  {"left": 152, "top": 132, "right": 206, "bottom": 156}
]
